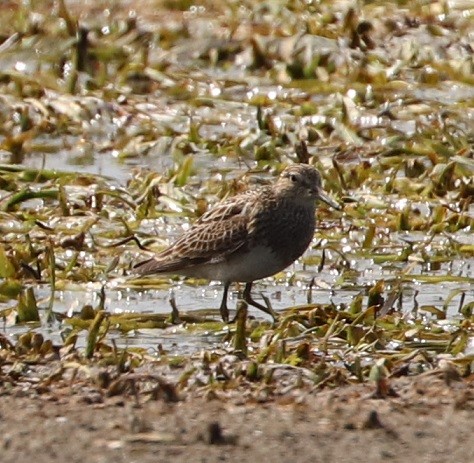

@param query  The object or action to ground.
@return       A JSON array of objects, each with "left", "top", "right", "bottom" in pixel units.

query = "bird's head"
[{"left": 278, "top": 164, "right": 340, "bottom": 209}]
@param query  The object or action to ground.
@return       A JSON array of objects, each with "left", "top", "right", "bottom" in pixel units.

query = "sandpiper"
[{"left": 134, "top": 164, "right": 340, "bottom": 322}]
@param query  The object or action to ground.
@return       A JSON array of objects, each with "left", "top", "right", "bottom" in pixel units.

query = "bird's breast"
[{"left": 251, "top": 202, "right": 316, "bottom": 261}]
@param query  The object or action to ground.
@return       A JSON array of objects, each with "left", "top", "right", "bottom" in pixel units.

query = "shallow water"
[
  {"left": 3, "top": 251, "right": 472, "bottom": 353},
  {"left": 1, "top": 0, "right": 473, "bottom": 355}
]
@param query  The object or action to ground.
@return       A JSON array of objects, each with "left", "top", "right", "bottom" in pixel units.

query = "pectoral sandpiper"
[{"left": 134, "top": 164, "right": 340, "bottom": 322}]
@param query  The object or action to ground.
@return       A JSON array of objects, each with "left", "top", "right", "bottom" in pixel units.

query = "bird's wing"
[{"left": 135, "top": 191, "right": 259, "bottom": 274}]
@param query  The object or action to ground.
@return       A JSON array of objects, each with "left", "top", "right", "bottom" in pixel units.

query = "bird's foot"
[
  {"left": 243, "top": 290, "right": 279, "bottom": 322},
  {"left": 219, "top": 302, "right": 230, "bottom": 323}
]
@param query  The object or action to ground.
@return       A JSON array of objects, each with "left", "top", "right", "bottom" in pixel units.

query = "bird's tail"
[{"left": 133, "top": 257, "right": 161, "bottom": 275}]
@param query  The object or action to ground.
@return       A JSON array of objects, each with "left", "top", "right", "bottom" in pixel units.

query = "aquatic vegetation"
[{"left": 0, "top": 0, "right": 472, "bottom": 399}]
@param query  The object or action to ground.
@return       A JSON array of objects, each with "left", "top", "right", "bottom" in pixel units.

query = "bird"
[{"left": 134, "top": 164, "right": 340, "bottom": 322}]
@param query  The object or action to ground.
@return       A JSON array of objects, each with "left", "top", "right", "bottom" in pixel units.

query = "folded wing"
[{"left": 134, "top": 191, "right": 258, "bottom": 275}]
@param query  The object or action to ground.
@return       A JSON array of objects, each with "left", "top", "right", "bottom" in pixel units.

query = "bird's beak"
[{"left": 317, "top": 189, "right": 341, "bottom": 210}]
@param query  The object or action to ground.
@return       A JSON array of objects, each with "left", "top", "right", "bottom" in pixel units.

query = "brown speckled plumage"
[{"left": 135, "top": 164, "right": 339, "bottom": 321}]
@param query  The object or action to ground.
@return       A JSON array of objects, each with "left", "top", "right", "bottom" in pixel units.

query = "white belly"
[{"left": 180, "top": 245, "right": 287, "bottom": 283}]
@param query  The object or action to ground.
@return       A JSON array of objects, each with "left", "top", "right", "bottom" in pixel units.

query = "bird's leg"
[
  {"left": 243, "top": 282, "right": 279, "bottom": 321},
  {"left": 219, "top": 282, "right": 230, "bottom": 322}
]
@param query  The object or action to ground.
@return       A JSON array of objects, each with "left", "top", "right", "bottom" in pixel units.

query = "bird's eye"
[{"left": 290, "top": 174, "right": 297, "bottom": 182}]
